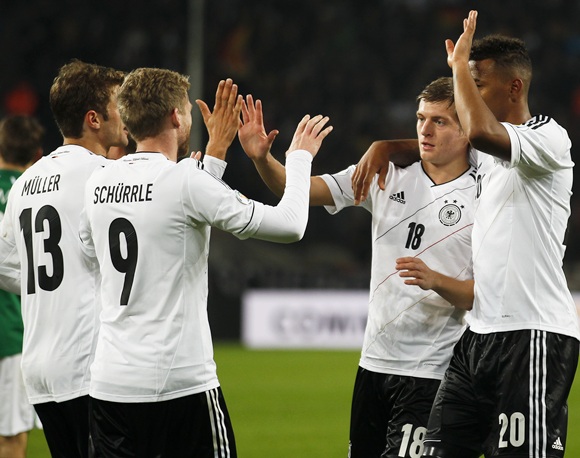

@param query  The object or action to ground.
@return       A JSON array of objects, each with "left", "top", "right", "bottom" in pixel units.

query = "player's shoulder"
[
  {"left": 390, "top": 160, "right": 422, "bottom": 180},
  {"left": 512, "top": 114, "right": 568, "bottom": 139},
  {"left": 176, "top": 157, "right": 206, "bottom": 172},
  {"left": 522, "top": 114, "right": 559, "bottom": 130}
]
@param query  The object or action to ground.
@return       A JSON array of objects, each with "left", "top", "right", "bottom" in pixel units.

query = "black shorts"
[
  {"left": 34, "top": 395, "right": 91, "bottom": 458},
  {"left": 349, "top": 366, "right": 440, "bottom": 458},
  {"left": 90, "top": 387, "right": 237, "bottom": 458},
  {"left": 423, "top": 329, "right": 579, "bottom": 458}
]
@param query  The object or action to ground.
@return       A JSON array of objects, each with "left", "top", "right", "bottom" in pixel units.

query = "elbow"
[
  {"left": 466, "top": 125, "right": 492, "bottom": 148},
  {"left": 462, "top": 300, "right": 474, "bottom": 311},
  {"left": 284, "top": 226, "right": 305, "bottom": 243},
  {"left": 466, "top": 124, "right": 509, "bottom": 158}
]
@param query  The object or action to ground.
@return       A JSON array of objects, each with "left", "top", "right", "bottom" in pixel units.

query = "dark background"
[{"left": 2, "top": 0, "right": 579, "bottom": 338}]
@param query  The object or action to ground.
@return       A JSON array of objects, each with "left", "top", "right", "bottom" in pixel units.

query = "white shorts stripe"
[
  {"left": 529, "top": 330, "right": 548, "bottom": 458},
  {"left": 206, "top": 388, "right": 231, "bottom": 458}
]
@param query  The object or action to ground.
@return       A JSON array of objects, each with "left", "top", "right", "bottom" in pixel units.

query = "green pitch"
[{"left": 27, "top": 345, "right": 580, "bottom": 457}]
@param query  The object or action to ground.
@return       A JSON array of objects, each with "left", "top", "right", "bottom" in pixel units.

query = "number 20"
[
  {"left": 498, "top": 412, "right": 525, "bottom": 448},
  {"left": 108, "top": 218, "right": 138, "bottom": 306}
]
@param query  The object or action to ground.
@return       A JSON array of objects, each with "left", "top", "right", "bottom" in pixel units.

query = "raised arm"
[
  {"left": 445, "top": 10, "right": 511, "bottom": 160},
  {"left": 238, "top": 94, "right": 333, "bottom": 206},
  {"left": 251, "top": 114, "right": 332, "bottom": 242},
  {"left": 395, "top": 256, "right": 474, "bottom": 310},
  {"left": 351, "top": 139, "right": 419, "bottom": 205}
]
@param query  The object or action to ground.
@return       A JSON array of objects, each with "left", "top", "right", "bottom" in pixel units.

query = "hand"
[
  {"left": 395, "top": 257, "right": 440, "bottom": 291},
  {"left": 196, "top": 78, "right": 243, "bottom": 160},
  {"left": 190, "top": 151, "right": 202, "bottom": 160},
  {"left": 446, "top": 10, "right": 477, "bottom": 70},
  {"left": 239, "top": 94, "right": 279, "bottom": 162},
  {"left": 351, "top": 142, "right": 390, "bottom": 205},
  {"left": 287, "top": 115, "right": 333, "bottom": 159}
]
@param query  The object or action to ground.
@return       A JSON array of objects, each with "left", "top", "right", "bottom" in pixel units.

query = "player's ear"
[
  {"left": 509, "top": 78, "right": 524, "bottom": 99},
  {"left": 170, "top": 107, "right": 181, "bottom": 128},
  {"left": 85, "top": 110, "right": 100, "bottom": 129}
]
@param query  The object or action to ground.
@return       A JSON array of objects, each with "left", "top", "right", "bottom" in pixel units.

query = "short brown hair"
[
  {"left": 117, "top": 68, "right": 190, "bottom": 141},
  {"left": 49, "top": 59, "right": 125, "bottom": 139},
  {"left": 0, "top": 115, "right": 45, "bottom": 166},
  {"left": 416, "top": 76, "right": 455, "bottom": 108}
]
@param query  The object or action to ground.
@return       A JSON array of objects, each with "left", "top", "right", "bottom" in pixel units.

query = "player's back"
[
  {"left": 4, "top": 145, "right": 108, "bottom": 403},
  {"left": 82, "top": 152, "right": 245, "bottom": 402}
]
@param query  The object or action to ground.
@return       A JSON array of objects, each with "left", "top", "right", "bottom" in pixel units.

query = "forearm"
[
  {"left": 453, "top": 63, "right": 511, "bottom": 160},
  {"left": 370, "top": 139, "right": 420, "bottom": 166},
  {"left": 432, "top": 274, "right": 474, "bottom": 311},
  {"left": 253, "top": 153, "right": 334, "bottom": 205},
  {"left": 252, "top": 152, "right": 288, "bottom": 198},
  {"left": 253, "top": 150, "right": 312, "bottom": 243}
]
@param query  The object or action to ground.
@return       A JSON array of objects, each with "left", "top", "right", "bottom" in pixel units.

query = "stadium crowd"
[{"left": 1, "top": 0, "right": 580, "bottom": 315}]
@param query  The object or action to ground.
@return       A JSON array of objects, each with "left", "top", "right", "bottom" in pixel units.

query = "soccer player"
[
  {"left": 354, "top": 11, "right": 580, "bottom": 458},
  {"left": 78, "top": 69, "right": 332, "bottom": 458},
  {"left": 0, "top": 115, "right": 43, "bottom": 458},
  {"left": 239, "top": 77, "right": 475, "bottom": 458},
  {"left": 0, "top": 60, "right": 128, "bottom": 457}
]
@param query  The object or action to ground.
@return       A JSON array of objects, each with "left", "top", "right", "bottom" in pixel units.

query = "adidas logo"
[
  {"left": 389, "top": 191, "right": 406, "bottom": 204},
  {"left": 552, "top": 437, "right": 564, "bottom": 451}
]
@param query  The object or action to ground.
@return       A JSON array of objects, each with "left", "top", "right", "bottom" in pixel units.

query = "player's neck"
[
  {"left": 136, "top": 137, "right": 178, "bottom": 162},
  {"left": 63, "top": 137, "right": 108, "bottom": 157},
  {"left": 421, "top": 158, "right": 470, "bottom": 185},
  {"left": 503, "top": 102, "right": 532, "bottom": 125}
]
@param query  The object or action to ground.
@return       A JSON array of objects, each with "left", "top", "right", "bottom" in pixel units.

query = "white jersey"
[
  {"left": 0, "top": 145, "right": 108, "bottom": 403},
  {"left": 80, "top": 151, "right": 312, "bottom": 403},
  {"left": 469, "top": 116, "right": 580, "bottom": 339},
  {"left": 321, "top": 161, "right": 476, "bottom": 379}
]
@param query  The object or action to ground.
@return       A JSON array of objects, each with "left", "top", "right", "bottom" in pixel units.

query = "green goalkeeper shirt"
[{"left": 0, "top": 168, "right": 23, "bottom": 358}]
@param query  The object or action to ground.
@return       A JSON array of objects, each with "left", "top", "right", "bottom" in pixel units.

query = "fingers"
[
  {"left": 296, "top": 114, "right": 311, "bottom": 134},
  {"left": 395, "top": 257, "right": 418, "bottom": 271},
  {"left": 234, "top": 94, "right": 243, "bottom": 118},
  {"left": 213, "top": 78, "right": 239, "bottom": 113},
  {"left": 266, "top": 129, "right": 279, "bottom": 147},
  {"left": 352, "top": 166, "right": 372, "bottom": 205},
  {"left": 227, "top": 81, "right": 239, "bottom": 108},
  {"left": 245, "top": 94, "right": 256, "bottom": 119},
  {"left": 445, "top": 39, "right": 455, "bottom": 57},
  {"left": 241, "top": 94, "right": 265, "bottom": 127},
  {"left": 303, "top": 115, "right": 333, "bottom": 139},
  {"left": 213, "top": 79, "right": 226, "bottom": 110},
  {"left": 286, "top": 114, "right": 332, "bottom": 158},
  {"left": 463, "top": 10, "right": 477, "bottom": 37},
  {"left": 377, "top": 167, "right": 388, "bottom": 191},
  {"left": 241, "top": 98, "right": 250, "bottom": 124},
  {"left": 195, "top": 99, "right": 211, "bottom": 124},
  {"left": 467, "top": 10, "right": 477, "bottom": 28},
  {"left": 190, "top": 151, "right": 202, "bottom": 160},
  {"left": 395, "top": 257, "right": 424, "bottom": 277},
  {"left": 254, "top": 98, "right": 264, "bottom": 125}
]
